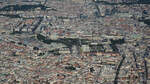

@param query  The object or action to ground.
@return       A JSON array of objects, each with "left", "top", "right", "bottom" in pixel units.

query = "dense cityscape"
[{"left": 0, "top": 0, "right": 150, "bottom": 84}]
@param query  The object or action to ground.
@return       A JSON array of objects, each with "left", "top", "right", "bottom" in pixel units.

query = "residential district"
[{"left": 0, "top": 0, "right": 150, "bottom": 84}]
